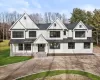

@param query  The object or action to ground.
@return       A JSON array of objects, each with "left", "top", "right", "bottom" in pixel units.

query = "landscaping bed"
[{"left": 17, "top": 70, "right": 100, "bottom": 80}]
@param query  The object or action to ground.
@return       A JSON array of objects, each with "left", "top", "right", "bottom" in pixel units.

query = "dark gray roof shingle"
[
  {"left": 10, "top": 37, "right": 93, "bottom": 44},
  {"left": 35, "top": 22, "right": 93, "bottom": 30},
  {"left": 64, "top": 22, "right": 93, "bottom": 30},
  {"left": 63, "top": 37, "right": 93, "bottom": 43},
  {"left": 36, "top": 23, "right": 51, "bottom": 30},
  {"left": 10, "top": 39, "right": 36, "bottom": 44}
]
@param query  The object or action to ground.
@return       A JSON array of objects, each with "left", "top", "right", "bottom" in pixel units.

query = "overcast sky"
[{"left": 0, "top": 0, "right": 100, "bottom": 18}]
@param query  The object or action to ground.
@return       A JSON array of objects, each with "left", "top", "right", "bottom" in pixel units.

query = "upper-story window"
[
  {"left": 12, "top": 31, "right": 24, "bottom": 38},
  {"left": 29, "top": 31, "right": 36, "bottom": 37},
  {"left": 64, "top": 31, "right": 66, "bottom": 35},
  {"left": 50, "top": 31, "right": 60, "bottom": 38},
  {"left": 75, "top": 31, "right": 85, "bottom": 38}
]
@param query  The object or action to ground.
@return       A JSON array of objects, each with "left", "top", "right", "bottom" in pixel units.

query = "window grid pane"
[
  {"left": 68, "top": 42, "right": 75, "bottom": 49},
  {"left": 64, "top": 31, "right": 66, "bottom": 35},
  {"left": 13, "top": 31, "right": 24, "bottom": 38},
  {"left": 84, "top": 42, "right": 90, "bottom": 49},
  {"left": 50, "top": 42, "right": 60, "bottom": 49},
  {"left": 24, "top": 44, "right": 31, "bottom": 50},
  {"left": 75, "top": 31, "right": 85, "bottom": 38},
  {"left": 50, "top": 31, "right": 60, "bottom": 38},
  {"left": 18, "top": 44, "right": 23, "bottom": 50},
  {"left": 29, "top": 31, "right": 36, "bottom": 37}
]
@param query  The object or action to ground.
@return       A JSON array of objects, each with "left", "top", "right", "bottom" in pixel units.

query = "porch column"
[
  {"left": 15, "top": 44, "right": 16, "bottom": 55},
  {"left": 32, "top": 43, "right": 33, "bottom": 54},
  {"left": 45, "top": 43, "right": 49, "bottom": 54},
  {"left": 34, "top": 44, "right": 37, "bottom": 53},
  {"left": 47, "top": 43, "right": 49, "bottom": 55},
  {"left": 23, "top": 44, "right": 25, "bottom": 54},
  {"left": 10, "top": 44, "right": 13, "bottom": 56}
]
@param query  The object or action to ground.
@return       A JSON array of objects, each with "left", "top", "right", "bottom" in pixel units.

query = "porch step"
[{"left": 34, "top": 52, "right": 47, "bottom": 58}]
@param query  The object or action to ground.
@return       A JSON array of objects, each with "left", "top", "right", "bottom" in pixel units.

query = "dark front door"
[{"left": 38, "top": 44, "right": 45, "bottom": 52}]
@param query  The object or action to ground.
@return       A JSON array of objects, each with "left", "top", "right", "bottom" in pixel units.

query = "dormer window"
[
  {"left": 24, "top": 16, "right": 26, "bottom": 20},
  {"left": 54, "top": 23, "right": 56, "bottom": 27},
  {"left": 79, "top": 25, "right": 82, "bottom": 28}
]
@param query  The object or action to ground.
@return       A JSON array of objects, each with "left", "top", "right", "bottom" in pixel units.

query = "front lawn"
[
  {"left": 0, "top": 40, "right": 32, "bottom": 66},
  {"left": 17, "top": 70, "right": 100, "bottom": 80}
]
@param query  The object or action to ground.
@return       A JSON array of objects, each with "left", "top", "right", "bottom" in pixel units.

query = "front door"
[{"left": 38, "top": 44, "right": 45, "bottom": 52}]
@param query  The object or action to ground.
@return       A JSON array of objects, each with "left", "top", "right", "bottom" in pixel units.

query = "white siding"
[
  {"left": 47, "top": 18, "right": 67, "bottom": 30},
  {"left": 48, "top": 43, "right": 93, "bottom": 54},
  {"left": 68, "top": 30, "right": 72, "bottom": 37},
  {"left": 74, "top": 21, "right": 87, "bottom": 30},
  {"left": 87, "top": 30, "right": 92, "bottom": 37}
]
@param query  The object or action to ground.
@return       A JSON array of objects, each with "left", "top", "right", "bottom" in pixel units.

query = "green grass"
[
  {"left": 0, "top": 40, "right": 10, "bottom": 51},
  {"left": 17, "top": 70, "right": 100, "bottom": 80},
  {"left": 0, "top": 40, "right": 32, "bottom": 66}
]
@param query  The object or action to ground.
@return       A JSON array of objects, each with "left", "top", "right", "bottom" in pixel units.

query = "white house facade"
[{"left": 9, "top": 13, "right": 93, "bottom": 56}]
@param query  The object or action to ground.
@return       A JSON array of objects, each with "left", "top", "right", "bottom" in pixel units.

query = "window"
[
  {"left": 24, "top": 44, "right": 31, "bottom": 50},
  {"left": 75, "top": 31, "right": 85, "bottom": 38},
  {"left": 50, "top": 31, "right": 60, "bottom": 38},
  {"left": 29, "top": 31, "right": 36, "bottom": 37},
  {"left": 64, "top": 31, "right": 66, "bottom": 35},
  {"left": 50, "top": 42, "right": 60, "bottom": 49},
  {"left": 24, "top": 16, "right": 26, "bottom": 20},
  {"left": 12, "top": 31, "right": 24, "bottom": 38},
  {"left": 79, "top": 25, "right": 82, "bottom": 28},
  {"left": 54, "top": 23, "right": 56, "bottom": 26},
  {"left": 68, "top": 42, "right": 75, "bottom": 49},
  {"left": 84, "top": 42, "right": 90, "bottom": 49},
  {"left": 18, "top": 44, "right": 23, "bottom": 50}
]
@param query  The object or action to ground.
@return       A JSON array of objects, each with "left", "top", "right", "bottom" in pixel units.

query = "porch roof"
[
  {"left": 10, "top": 37, "right": 93, "bottom": 44},
  {"left": 10, "top": 39, "right": 36, "bottom": 44}
]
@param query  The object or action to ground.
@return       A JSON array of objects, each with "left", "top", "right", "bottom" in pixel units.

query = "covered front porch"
[{"left": 10, "top": 34, "right": 49, "bottom": 57}]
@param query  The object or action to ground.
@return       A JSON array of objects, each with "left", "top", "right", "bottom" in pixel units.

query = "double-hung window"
[
  {"left": 50, "top": 42, "right": 60, "bottom": 49},
  {"left": 12, "top": 31, "right": 24, "bottom": 38},
  {"left": 24, "top": 44, "right": 31, "bottom": 50},
  {"left": 18, "top": 44, "right": 23, "bottom": 51},
  {"left": 75, "top": 31, "right": 85, "bottom": 38},
  {"left": 50, "top": 31, "right": 60, "bottom": 38},
  {"left": 84, "top": 42, "right": 90, "bottom": 49},
  {"left": 29, "top": 31, "right": 36, "bottom": 37},
  {"left": 68, "top": 42, "right": 75, "bottom": 49}
]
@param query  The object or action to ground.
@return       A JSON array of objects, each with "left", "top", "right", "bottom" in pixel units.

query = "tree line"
[{"left": 0, "top": 8, "right": 100, "bottom": 45}]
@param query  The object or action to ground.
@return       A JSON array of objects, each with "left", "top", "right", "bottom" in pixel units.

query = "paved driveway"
[{"left": 0, "top": 54, "right": 100, "bottom": 80}]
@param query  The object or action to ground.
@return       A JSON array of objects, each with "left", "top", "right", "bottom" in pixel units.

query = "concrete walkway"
[{"left": 0, "top": 55, "right": 100, "bottom": 80}]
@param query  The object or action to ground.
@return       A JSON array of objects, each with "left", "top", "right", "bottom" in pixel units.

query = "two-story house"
[{"left": 9, "top": 13, "right": 93, "bottom": 56}]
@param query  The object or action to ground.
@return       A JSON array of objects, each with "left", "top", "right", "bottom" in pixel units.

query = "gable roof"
[
  {"left": 9, "top": 13, "right": 39, "bottom": 30},
  {"left": 35, "top": 22, "right": 93, "bottom": 30},
  {"left": 65, "top": 22, "right": 93, "bottom": 30},
  {"left": 9, "top": 12, "right": 93, "bottom": 30},
  {"left": 47, "top": 18, "right": 68, "bottom": 30},
  {"left": 34, "top": 34, "right": 48, "bottom": 44}
]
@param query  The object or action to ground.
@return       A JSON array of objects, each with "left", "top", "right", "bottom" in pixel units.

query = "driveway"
[{"left": 0, "top": 54, "right": 100, "bottom": 80}]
